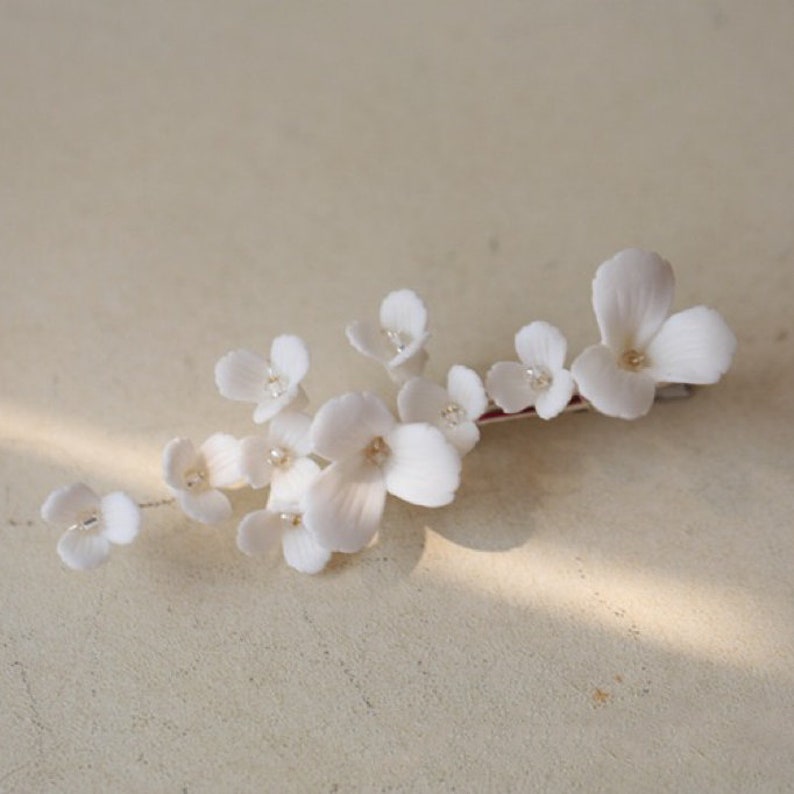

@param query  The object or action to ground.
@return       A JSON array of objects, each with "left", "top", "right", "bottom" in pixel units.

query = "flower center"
[
  {"left": 525, "top": 365, "right": 552, "bottom": 391},
  {"left": 383, "top": 329, "right": 409, "bottom": 354},
  {"left": 440, "top": 402, "right": 466, "bottom": 428},
  {"left": 365, "top": 436, "right": 391, "bottom": 466},
  {"left": 70, "top": 510, "right": 101, "bottom": 533},
  {"left": 279, "top": 512, "right": 303, "bottom": 528},
  {"left": 265, "top": 365, "right": 286, "bottom": 398},
  {"left": 184, "top": 468, "right": 207, "bottom": 490},
  {"left": 620, "top": 349, "right": 647, "bottom": 372},
  {"left": 268, "top": 446, "right": 291, "bottom": 468}
]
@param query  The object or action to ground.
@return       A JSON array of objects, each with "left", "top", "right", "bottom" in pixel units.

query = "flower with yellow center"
[{"left": 571, "top": 249, "right": 737, "bottom": 419}]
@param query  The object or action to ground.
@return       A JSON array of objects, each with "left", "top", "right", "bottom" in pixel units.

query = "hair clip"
[{"left": 40, "top": 248, "right": 737, "bottom": 574}]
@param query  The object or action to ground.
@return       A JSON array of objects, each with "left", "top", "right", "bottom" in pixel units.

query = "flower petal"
[
  {"left": 178, "top": 489, "right": 232, "bottom": 524},
  {"left": 236, "top": 510, "right": 284, "bottom": 556},
  {"left": 240, "top": 436, "right": 273, "bottom": 489},
  {"left": 99, "top": 492, "right": 141, "bottom": 545},
  {"left": 645, "top": 306, "right": 737, "bottom": 385},
  {"left": 200, "top": 433, "right": 242, "bottom": 488},
  {"left": 162, "top": 438, "right": 197, "bottom": 490},
  {"left": 270, "top": 334, "right": 309, "bottom": 386},
  {"left": 383, "top": 423, "right": 461, "bottom": 507},
  {"left": 302, "top": 457, "right": 387, "bottom": 553},
  {"left": 534, "top": 369, "right": 575, "bottom": 420},
  {"left": 269, "top": 412, "right": 313, "bottom": 457},
  {"left": 444, "top": 421, "right": 480, "bottom": 456},
  {"left": 311, "top": 392, "right": 396, "bottom": 462},
  {"left": 57, "top": 529, "right": 111, "bottom": 571},
  {"left": 514, "top": 321, "right": 568, "bottom": 372},
  {"left": 571, "top": 344, "right": 656, "bottom": 419},
  {"left": 269, "top": 457, "right": 321, "bottom": 509},
  {"left": 379, "top": 289, "right": 427, "bottom": 341},
  {"left": 447, "top": 365, "right": 488, "bottom": 420},
  {"left": 252, "top": 389, "right": 298, "bottom": 424},
  {"left": 215, "top": 349, "right": 269, "bottom": 402},
  {"left": 41, "top": 483, "right": 99, "bottom": 527},
  {"left": 397, "top": 377, "right": 448, "bottom": 424},
  {"left": 593, "top": 249, "right": 675, "bottom": 352},
  {"left": 485, "top": 361, "right": 532, "bottom": 414},
  {"left": 281, "top": 525, "right": 332, "bottom": 575},
  {"left": 346, "top": 320, "right": 392, "bottom": 362}
]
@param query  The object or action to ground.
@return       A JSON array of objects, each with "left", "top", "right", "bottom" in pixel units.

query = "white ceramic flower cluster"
[{"left": 40, "top": 249, "right": 737, "bottom": 572}]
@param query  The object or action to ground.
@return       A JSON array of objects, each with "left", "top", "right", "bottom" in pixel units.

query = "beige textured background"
[{"left": 2, "top": 2, "right": 793, "bottom": 792}]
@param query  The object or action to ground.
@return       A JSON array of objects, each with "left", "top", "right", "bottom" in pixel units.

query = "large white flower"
[
  {"left": 303, "top": 392, "right": 461, "bottom": 553},
  {"left": 397, "top": 365, "right": 488, "bottom": 455},
  {"left": 571, "top": 249, "right": 737, "bottom": 419},
  {"left": 41, "top": 483, "right": 141, "bottom": 571},
  {"left": 162, "top": 433, "right": 242, "bottom": 524},
  {"left": 239, "top": 412, "right": 320, "bottom": 506},
  {"left": 346, "top": 289, "right": 430, "bottom": 382},
  {"left": 215, "top": 334, "right": 309, "bottom": 424},
  {"left": 486, "top": 321, "right": 575, "bottom": 420},
  {"left": 237, "top": 463, "right": 330, "bottom": 575}
]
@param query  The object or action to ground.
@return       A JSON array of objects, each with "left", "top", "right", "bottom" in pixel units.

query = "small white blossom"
[
  {"left": 215, "top": 334, "right": 309, "bottom": 424},
  {"left": 571, "top": 249, "right": 737, "bottom": 419},
  {"left": 162, "top": 433, "right": 242, "bottom": 524},
  {"left": 346, "top": 289, "right": 430, "bottom": 382},
  {"left": 397, "top": 365, "right": 488, "bottom": 455},
  {"left": 41, "top": 483, "right": 140, "bottom": 571},
  {"left": 237, "top": 464, "right": 330, "bottom": 575},
  {"left": 302, "top": 391, "right": 461, "bottom": 553},
  {"left": 486, "top": 321, "right": 575, "bottom": 420},
  {"left": 239, "top": 412, "right": 320, "bottom": 505},
  {"left": 238, "top": 509, "right": 332, "bottom": 575}
]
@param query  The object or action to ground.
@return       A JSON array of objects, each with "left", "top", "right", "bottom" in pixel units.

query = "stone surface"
[{"left": 1, "top": 2, "right": 793, "bottom": 791}]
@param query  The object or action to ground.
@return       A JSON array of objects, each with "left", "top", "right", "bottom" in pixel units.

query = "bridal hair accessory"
[{"left": 40, "top": 249, "right": 737, "bottom": 573}]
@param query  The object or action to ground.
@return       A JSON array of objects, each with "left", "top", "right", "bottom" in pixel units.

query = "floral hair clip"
[{"left": 40, "top": 249, "right": 737, "bottom": 573}]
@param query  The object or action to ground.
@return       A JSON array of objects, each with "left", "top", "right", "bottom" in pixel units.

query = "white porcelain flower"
[
  {"left": 346, "top": 289, "right": 430, "bottom": 382},
  {"left": 162, "top": 433, "right": 243, "bottom": 524},
  {"left": 237, "top": 464, "right": 330, "bottom": 575},
  {"left": 303, "top": 391, "right": 461, "bottom": 553},
  {"left": 239, "top": 412, "right": 320, "bottom": 505},
  {"left": 215, "top": 334, "right": 309, "bottom": 424},
  {"left": 486, "top": 321, "right": 575, "bottom": 420},
  {"left": 397, "top": 365, "right": 488, "bottom": 455},
  {"left": 41, "top": 483, "right": 141, "bottom": 571},
  {"left": 238, "top": 508, "right": 332, "bottom": 575},
  {"left": 571, "top": 249, "right": 737, "bottom": 419}
]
